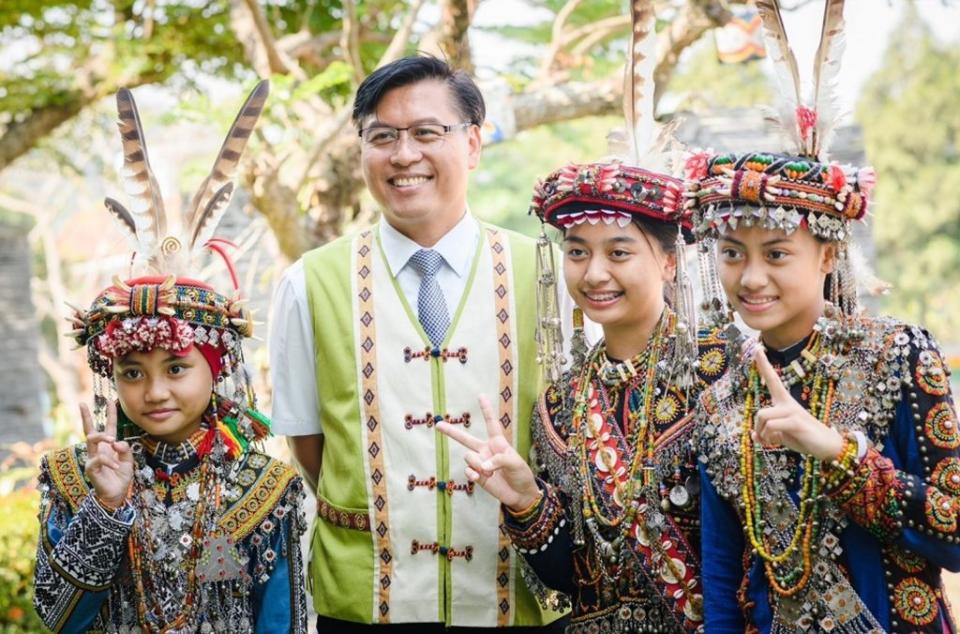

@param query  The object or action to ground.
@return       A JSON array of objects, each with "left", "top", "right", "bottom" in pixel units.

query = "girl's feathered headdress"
[
  {"left": 530, "top": 0, "right": 700, "bottom": 397},
  {"left": 69, "top": 81, "right": 272, "bottom": 453},
  {"left": 684, "top": 0, "right": 876, "bottom": 243},
  {"left": 684, "top": 0, "right": 876, "bottom": 317},
  {"left": 530, "top": 0, "right": 686, "bottom": 232},
  {"left": 104, "top": 80, "right": 270, "bottom": 285}
]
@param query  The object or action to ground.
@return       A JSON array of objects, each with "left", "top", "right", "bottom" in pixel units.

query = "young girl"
[
  {"left": 32, "top": 82, "right": 308, "bottom": 633},
  {"left": 440, "top": 160, "right": 726, "bottom": 633},
  {"left": 688, "top": 2, "right": 959, "bottom": 631},
  {"left": 438, "top": 5, "right": 731, "bottom": 630}
]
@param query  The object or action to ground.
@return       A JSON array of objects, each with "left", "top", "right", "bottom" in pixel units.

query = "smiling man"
[{"left": 269, "top": 55, "right": 566, "bottom": 632}]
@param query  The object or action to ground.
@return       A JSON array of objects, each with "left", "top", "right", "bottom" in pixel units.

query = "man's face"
[{"left": 359, "top": 79, "right": 481, "bottom": 242}]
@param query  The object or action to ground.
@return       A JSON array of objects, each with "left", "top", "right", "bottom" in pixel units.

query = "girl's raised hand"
[
  {"left": 81, "top": 400, "right": 134, "bottom": 508},
  {"left": 752, "top": 348, "right": 844, "bottom": 461},
  {"left": 436, "top": 395, "right": 540, "bottom": 512}
]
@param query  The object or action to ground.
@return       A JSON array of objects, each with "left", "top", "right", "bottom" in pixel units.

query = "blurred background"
[{"left": 0, "top": 0, "right": 958, "bottom": 630}]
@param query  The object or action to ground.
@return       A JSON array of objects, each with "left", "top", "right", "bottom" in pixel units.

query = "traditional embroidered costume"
[
  {"left": 686, "top": 2, "right": 960, "bottom": 631},
  {"left": 500, "top": 4, "right": 727, "bottom": 630},
  {"left": 33, "top": 83, "right": 308, "bottom": 633},
  {"left": 510, "top": 166, "right": 728, "bottom": 634}
]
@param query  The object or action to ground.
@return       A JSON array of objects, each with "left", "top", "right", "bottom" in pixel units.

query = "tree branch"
[
  {"left": 512, "top": 77, "right": 621, "bottom": 131},
  {"left": 0, "top": 103, "right": 85, "bottom": 172},
  {"left": 538, "top": 0, "right": 587, "bottom": 79},
  {"left": 377, "top": 0, "right": 427, "bottom": 69},
  {"left": 436, "top": 0, "right": 476, "bottom": 71},
  {"left": 653, "top": 0, "right": 733, "bottom": 104},
  {"left": 340, "top": 0, "right": 364, "bottom": 82},
  {"left": 560, "top": 14, "right": 630, "bottom": 48},
  {"left": 0, "top": 47, "right": 163, "bottom": 172},
  {"left": 233, "top": 0, "right": 306, "bottom": 79},
  {"left": 569, "top": 15, "right": 631, "bottom": 57}
]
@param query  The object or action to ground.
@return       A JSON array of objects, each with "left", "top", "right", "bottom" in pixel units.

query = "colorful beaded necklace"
[
  {"left": 127, "top": 421, "right": 226, "bottom": 632},
  {"left": 572, "top": 311, "right": 689, "bottom": 589},
  {"left": 740, "top": 333, "right": 835, "bottom": 597}
]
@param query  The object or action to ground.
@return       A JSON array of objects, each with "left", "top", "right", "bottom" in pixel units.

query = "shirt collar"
[{"left": 379, "top": 211, "right": 479, "bottom": 278}]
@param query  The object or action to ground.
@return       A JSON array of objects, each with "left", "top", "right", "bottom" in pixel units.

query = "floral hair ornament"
[
  {"left": 684, "top": 0, "right": 875, "bottom": 320},
  {"left": 66, "top": 81, "right": 272, "bottom": 454},
  {"left": 529, "top": 0, "right": 698, "bottom": 388}
]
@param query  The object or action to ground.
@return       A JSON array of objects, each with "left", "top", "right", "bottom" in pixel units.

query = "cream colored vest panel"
[{"left": 358, "top": 232, "right": 518, "bottom": 626}]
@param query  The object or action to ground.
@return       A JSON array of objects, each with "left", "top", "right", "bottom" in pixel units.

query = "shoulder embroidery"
[
  {"left": 45, "top": 445, "right": 91, "bottom": 512},
  {"left": 219, "top": 454, "right": 298, "bottom": 541}
]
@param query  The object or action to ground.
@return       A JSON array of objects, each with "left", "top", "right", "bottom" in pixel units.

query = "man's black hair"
[{"left": 352, "top": 55, "right": 486, "bottom": 128}]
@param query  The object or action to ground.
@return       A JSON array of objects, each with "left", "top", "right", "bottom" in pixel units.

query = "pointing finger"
[
  {"left": 436, "top": 422, "right": 484, "bottom": 453},
  {"left": 753, "top": 348, "right": 792, "bottom": 403}
]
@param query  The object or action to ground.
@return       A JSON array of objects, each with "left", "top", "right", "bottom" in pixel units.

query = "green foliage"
[
  {"left": 669, "top": 39, "right": 772, "bottom": 112},
  {"left": 857, "top": 5, "right": 960, "bottom": 342},
  {"left": 0, "top": 490, "right": 43, "bottom": 633},
  {"left": 470, "top": 115, "right": 621, "bottom": 234},
  {"left": 0, "top": 1, "right": 244, "bottom": 121}
]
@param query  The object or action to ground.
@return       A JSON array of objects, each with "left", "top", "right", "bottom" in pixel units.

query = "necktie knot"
[{"left": 409, "top": 249, "right": 445, "bottom": 277}]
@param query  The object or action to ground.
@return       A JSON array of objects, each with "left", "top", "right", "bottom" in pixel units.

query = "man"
[{"left": 269, "top": 55, "right": 567, "bottom": 632}]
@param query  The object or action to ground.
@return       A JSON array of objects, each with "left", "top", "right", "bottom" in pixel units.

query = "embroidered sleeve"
[
  {"left": 33, "top": 457, "right": 134, "bottom": 632},
  {"left": 827, "top": 331, "right": 960, "bottom": 557},
  {"left": 502, "top": 481, "right": 576, "bottom": 600},
  {"left": 252, "top": 475, "right": 309, "bottom": 634}
]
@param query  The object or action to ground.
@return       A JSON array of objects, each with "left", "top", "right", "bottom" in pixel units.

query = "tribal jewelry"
[{"left": 740, "top": 344, "right": 840, "bottom": 597}]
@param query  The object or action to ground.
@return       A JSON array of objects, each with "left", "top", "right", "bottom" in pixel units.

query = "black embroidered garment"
[
  {"left": 33, "top": 431, "right": 308, "bottom": 634},
  {"left": 699, "top": 314, "right": 960, "bottom": 633},
  {"left": 503, "top": 325, "right": 729, "bottom": 634}
]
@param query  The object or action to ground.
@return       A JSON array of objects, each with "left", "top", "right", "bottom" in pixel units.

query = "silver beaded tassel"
[
  {"left": 696, "top": 237, "right": 729, "bottom": 328},
  {"left": 829, "top": 241, "right": 860, "bottom": 317},
  {"left": 535, "top": 227, "right": 567, "bottom": 385},
  {"left": 667, "top": 227, "right": 698, "bottom": 390}
]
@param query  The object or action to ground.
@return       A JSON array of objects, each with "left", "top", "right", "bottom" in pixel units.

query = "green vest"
[{"left": 303, "top": 222, "right": 553, "bottom": 626}]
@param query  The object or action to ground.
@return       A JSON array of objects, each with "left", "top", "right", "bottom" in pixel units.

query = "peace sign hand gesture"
[
  {"left": 81, "top": 400, "right": 134, "bottom": 508},
  {"left": 436, "top": 395, "right": 540, "bottom": 513},
  {"left": 752, "top": 349, "right": 844, "bottom": 461}
]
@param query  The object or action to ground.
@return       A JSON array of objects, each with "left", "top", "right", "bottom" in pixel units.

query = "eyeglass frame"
[{"left": 357, "top": 121, "right": 475, "bottom": 148}]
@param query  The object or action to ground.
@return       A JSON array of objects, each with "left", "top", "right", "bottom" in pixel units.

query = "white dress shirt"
[{"left": 269, "top": 213, "right": 590, "bottom": 436}]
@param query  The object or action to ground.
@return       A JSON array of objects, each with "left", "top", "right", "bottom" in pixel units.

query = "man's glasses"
[{"left": 358, "top": 122, "right": 473, "bottom": 148}]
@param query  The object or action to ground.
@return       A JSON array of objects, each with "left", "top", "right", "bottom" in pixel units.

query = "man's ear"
[{"left": 466, "top": 124, "right": 482, "bottom": 170}]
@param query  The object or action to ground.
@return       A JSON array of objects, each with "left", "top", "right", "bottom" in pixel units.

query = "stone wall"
[{"left": 0, "top": 210, "right": 45, "bottom": 452}]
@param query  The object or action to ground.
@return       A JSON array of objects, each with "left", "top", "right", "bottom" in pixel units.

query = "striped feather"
[
  {"left": 811, "top": 0, "right": 846, "bottom": 158},
  {"left": 115, "top": 89, "right": 167, "bottom": 247},
  {"left": 756, "top": 0, "right": 804, "bottom": 151},
  {"left": 103, "top": 197, "right": 137, "bottom": 245},
  {"left": 186, "top": 80, "right": 269, "bottom": 244},
  {"left": 189, "top": 182, "right": 234, "bottom": 250},
  {"left": 622, "top": 0, "right": 657, "bottom": 166}
]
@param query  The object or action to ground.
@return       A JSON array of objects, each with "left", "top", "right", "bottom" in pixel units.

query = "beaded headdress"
[
  {"left": 684, "top": 0, "right": 875, "bottom": 319},
  {"left": 68, "top": 81, "right": 271, "bottom": 453},
  {"left": 530, "top": 0, "right": 697, "bottom": 386}
]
